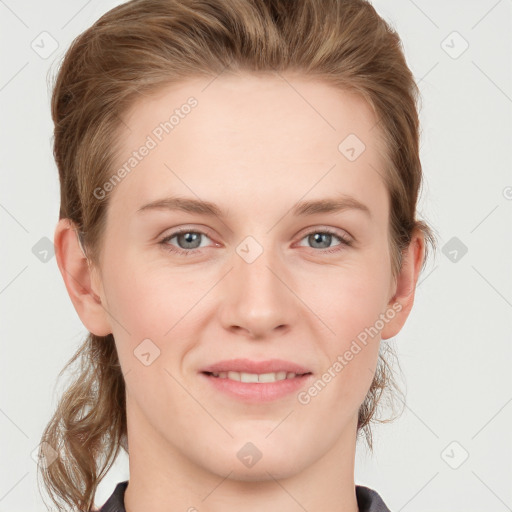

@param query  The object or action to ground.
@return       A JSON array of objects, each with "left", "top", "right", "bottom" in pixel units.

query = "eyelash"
[{"left": 158, "top": 227, "right": 353, "bottom": 257}]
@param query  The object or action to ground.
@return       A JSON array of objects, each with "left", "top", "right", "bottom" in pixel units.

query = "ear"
[
  {"left": 54, "top": 218, "right": 111, "bottom": 336},
  {"left": 381, "top": 229, "right": 425, "bottom": 340}
]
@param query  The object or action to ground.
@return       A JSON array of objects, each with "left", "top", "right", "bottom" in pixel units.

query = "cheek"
[
  {"left": 300, "top": 261, "right": 389, "bottom": 400},
  {"left": 101, "top": 245, "right": 185, "bottom": 327},
  {"left": 302, "top": 262, "right": 391, "bottom": 344},
  {"left": 100, "top": 251, "right": 209, "bottom": 373}
]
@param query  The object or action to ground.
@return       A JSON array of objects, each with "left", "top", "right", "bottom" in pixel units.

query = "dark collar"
[{"left": 99, "top": 480, "right": 392, "bottom": 511}]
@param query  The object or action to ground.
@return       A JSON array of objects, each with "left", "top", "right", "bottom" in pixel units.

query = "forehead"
[{"left": 110, "top": 72, "right": 388, "bottom": 217}]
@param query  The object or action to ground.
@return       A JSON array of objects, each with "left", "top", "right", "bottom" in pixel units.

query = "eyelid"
[
  {"left": 296, "top": 225, "right": 353, "bottom": 242},
  {"left": 159, "top": 225, "right": 216, "bottom": 241}
]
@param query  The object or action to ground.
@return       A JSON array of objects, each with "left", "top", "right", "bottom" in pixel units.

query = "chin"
[
  {"left": 221, "top": 460, "right": 303, "bottom": 482},
  {"left": 190, "top": 440, "right": 305, "bottom": 482},
  {"left": 186, "top": 429, "right": 311, "bottom": 481}
]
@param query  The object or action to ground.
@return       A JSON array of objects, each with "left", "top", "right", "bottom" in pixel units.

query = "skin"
[{"left": 55, "top": 72, "right": 424, "bottom": 512}]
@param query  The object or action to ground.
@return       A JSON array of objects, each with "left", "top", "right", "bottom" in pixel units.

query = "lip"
[
  {"left": 200, "top": 358, "right": 311, "bottom": 374},
  {"left": 199, "top": 358, "right": 313, "bottom": 403}
]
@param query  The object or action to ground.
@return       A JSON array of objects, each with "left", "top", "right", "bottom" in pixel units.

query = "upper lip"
[{"left": 201, "top": 358, "right": 312, "bottom": 375}]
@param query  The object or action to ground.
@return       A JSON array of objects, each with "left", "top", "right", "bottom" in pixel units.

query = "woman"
[{"left": 38, "top": 0, "right": 436, "bottom": 510}]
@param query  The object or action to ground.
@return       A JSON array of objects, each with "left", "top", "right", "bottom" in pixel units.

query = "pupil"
[
  {"left": 180, "top": 232, "right": 200, "bottom": 249},
  {"left": 310, "top": 233, "right": 330, "bottom": 249}
]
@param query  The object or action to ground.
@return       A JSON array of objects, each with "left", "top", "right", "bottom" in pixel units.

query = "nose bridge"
[{"left": 221, "top": 234, "right": 296, "bottom": 336}]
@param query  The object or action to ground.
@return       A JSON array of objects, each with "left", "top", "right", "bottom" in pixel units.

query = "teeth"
[{"left": 210, "top": 371, "right": 299, "bottom": 382}]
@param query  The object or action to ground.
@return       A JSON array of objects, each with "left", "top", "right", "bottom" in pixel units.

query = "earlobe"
[
  {"left": 54, "top": 218, "right": 112, "bottom": 336},
  {"left": 381, "top": 230, "right": 425, "bottom": 340}
]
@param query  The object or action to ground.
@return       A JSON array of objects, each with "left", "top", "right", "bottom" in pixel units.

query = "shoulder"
[
  {"left": 95, "top": 481, "right": 390, "bottom": 512},
  {"left": 95, "top": 480, "right": 129, "bottom": 512},
  {"left": 356, "top": 484, "right": 392, "bottom": 512}
]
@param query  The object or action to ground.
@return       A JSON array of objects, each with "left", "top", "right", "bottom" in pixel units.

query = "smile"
[
  {"left": 200, "top": 370, "right": 313, "bottom": 403},
  {"left": 204, "top": 370, "right": 308, "bottom": 383}
]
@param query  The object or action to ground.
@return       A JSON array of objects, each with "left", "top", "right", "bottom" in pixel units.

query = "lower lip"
[{"left": 200, "top": 372, "right": 314, "bottom": 403}]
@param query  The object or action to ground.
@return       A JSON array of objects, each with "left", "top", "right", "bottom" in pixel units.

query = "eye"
[
  {"left": 296, "top": 228, "right": 353, "bottom": 254},
  {"left": 159, "top": 227, "right": 353, "bottom": 257},
  {"left": 159, "top": 228, "right": 215, "bottom": 256}
]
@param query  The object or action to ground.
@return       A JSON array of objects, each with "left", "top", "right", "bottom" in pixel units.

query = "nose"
[{"left": 218, "top": 240, "right": 300, "bottom": 339}]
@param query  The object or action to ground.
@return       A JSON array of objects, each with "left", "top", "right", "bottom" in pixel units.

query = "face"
[{"left": 87, "top": 72, "right": 404, "bottom": 480}]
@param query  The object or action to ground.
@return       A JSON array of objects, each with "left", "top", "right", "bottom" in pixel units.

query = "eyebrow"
[{"left": 136, "top": 194, "right": 372, "bottom": 219}]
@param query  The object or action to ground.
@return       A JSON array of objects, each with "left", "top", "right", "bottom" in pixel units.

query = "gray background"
[{"left": 1, "top": 0, "right": 511, "bottom": 510}]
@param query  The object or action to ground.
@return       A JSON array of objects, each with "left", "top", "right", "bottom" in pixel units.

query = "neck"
[{"left": 123, "top": 400, "right": 360, "bottom": 512}]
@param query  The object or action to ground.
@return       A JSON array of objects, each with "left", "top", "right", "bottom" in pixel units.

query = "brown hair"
[{"left": 39, "top": 0, "right": 436, "bottom": 510}]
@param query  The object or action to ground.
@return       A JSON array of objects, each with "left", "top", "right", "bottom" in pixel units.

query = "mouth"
[
  {"left": 200, "top": 357, "right": 312, "bottom": 375},
  {"left": 199, "top": 360, "right": 314, "bottom": 402},
  {"left": 201, "top": 370, "right": 312, "bottom": 383}
]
